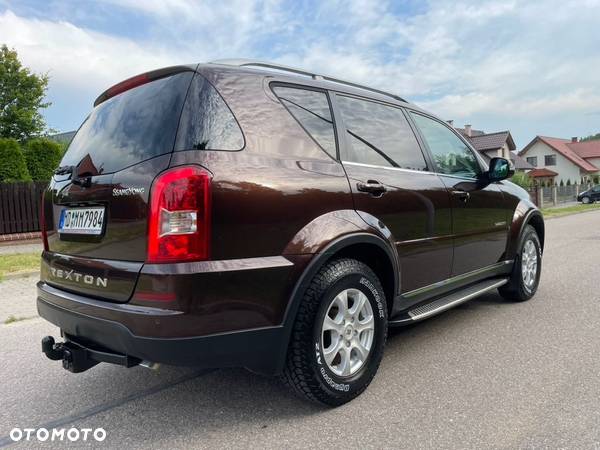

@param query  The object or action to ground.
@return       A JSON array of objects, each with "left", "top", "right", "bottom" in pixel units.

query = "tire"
[
  {"left": 281, "top": 258, "right": 388, "bottom": 406},
  {"left": 499, "top": 225, "right": 542, "bottom": 302},
  {"left": 582, "top": 196, "right": 591, "bottom": 204}
]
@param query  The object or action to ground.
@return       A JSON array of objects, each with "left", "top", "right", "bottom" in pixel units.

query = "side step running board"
[{"left": 390, "top": 278, "right": 508, "bottom": 326}]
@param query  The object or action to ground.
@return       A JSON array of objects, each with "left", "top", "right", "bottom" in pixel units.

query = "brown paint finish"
[
  {"left": 37, "top": 62, "right": 543, "bottom": 370},
  {"left": 169, "top": 150, "right": 354, "bottom": 259},
  {"left": 438, "top": 176, "right": 509, "bottom": 275},
  {"left": 343, "top": 163, "right": 453, "bottom": 293}
]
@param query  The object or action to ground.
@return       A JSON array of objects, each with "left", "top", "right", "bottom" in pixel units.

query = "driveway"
[{"left": 1, "top": 211, "right": 599, "bottom": 449}]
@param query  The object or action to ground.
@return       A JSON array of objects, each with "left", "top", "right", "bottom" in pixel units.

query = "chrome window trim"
[{"left": 341, "top": 160, "right": 437, "bottom": 176}]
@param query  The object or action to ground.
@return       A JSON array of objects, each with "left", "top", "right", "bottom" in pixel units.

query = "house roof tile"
[
  {"left": 566, "top": 140, "right": 600, "bottom": 159},
  {"left": 468, "top": 131, "right": 515, "bottom": 151},
  {"left": 510, "top": 152, "right": 534, "bottom": 170},
  {"left": 528, "top": 168, "right": 558, "bottom": 177}
]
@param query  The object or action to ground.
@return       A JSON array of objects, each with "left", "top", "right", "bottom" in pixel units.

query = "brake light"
[
  {"left": 94, "top": 74, "right": 150, "bottom": 106},
  {"left": 147, "top": 166, "right": 212, "bottom": 263},
  {"left": 40, "top": 191, "right": 48, "bottom": 251}
]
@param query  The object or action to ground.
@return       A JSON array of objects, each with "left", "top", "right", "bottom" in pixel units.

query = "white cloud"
[
  {"left": 1, "top": 0, "right": 600, "bottom": 144},
  {"left": 0, "top": 10, "right": 179, "bottom": 93}
]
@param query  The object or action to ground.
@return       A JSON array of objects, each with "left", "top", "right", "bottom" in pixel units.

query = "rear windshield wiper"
[
  {"left": 54, "top": 165, "right": 75, "bottom": 176},
  {"left": 53, "top": 165, "right": 92, "bottom": 187}
]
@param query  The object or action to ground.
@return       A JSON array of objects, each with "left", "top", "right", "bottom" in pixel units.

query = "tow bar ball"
[{"left": 41, "top": 335, "right": 99, "bottom": 373}]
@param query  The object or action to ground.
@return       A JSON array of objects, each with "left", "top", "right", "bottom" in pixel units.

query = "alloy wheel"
[
  {"left": 320, "top": 288, "right": 375, "bottom": 377},
  {"left": 521, "top": 239, "right": 538, "bottom": 290}
]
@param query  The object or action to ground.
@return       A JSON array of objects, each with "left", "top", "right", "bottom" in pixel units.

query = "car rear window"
[
  {"left": 60, "top": 72, "right": 194, "bottom": 175},
  {"left": 175, "top": 73, "right": 244, "bottom": 152}
]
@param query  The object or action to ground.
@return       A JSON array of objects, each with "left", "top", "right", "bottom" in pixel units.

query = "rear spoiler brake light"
[{"left": 93, "top": 65, "right": 195, "bottom": 107}]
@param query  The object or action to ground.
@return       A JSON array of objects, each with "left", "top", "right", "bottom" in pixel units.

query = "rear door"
[
  {"left": 42, "top": 70, "right": 195, "bottom": 301},
  {"left": 409, "top": 112, "right": 509, "bottom": 276},
  {"left": 332, "top": 93, "right": 453, "bottom": 294}
]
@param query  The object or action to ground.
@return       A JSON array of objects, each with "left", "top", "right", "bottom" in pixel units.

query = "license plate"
[{"left": 58, "top": 207, "right": 105, "bottom": 235}]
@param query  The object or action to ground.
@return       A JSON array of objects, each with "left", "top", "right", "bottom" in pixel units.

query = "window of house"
[
  {"left": 410, "top": 113, "right": 481, "bottom": 178},
  {"left": 336, "top": 95, "right": 427, "bottom": 171},
  {"left": 272, "top": 86, "right": 337, "bottom": 158},
  {"left": 544, "top": 155, "right": 557, "bottom": 166},
  {"left": 526, "top": 156, "right": 538, "bottom": 167}
]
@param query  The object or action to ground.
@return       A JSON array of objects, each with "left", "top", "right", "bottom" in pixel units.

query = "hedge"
[
  {"left": 23, "top": 137, "right": 64, "bottom": 181},
  {"left": 0, "top": 138, "right": 31, "bottom": 182}
]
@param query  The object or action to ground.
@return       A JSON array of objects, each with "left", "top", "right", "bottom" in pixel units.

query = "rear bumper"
[{"left": 37, "top": 282, "right": 289, "bottom": 375}]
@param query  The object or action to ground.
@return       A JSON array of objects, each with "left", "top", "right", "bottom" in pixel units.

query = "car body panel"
[{"left": 37, "top": 63, "right": 544, "bottom": 375}]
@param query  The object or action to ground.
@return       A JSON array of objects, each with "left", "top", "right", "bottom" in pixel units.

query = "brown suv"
[{"left": 38, "top": 60, "right": 544, "bottom": 405}]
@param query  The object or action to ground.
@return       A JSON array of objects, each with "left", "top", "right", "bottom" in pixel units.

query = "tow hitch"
[{"left": 42, "top": 336, "right": 141, "bottom": 373}]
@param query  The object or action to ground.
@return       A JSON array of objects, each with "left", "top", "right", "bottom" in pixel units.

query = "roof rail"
[{"left": 209, "top": 59, "right": 408, "bottom": 103}]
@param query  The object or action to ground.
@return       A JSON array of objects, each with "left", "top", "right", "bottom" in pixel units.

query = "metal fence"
[
  {"left": 0, "top": 182, "right": 47, "bottom": 235},
  {"left": 529, "top": 183, "right": 592, "bottom": 208}
]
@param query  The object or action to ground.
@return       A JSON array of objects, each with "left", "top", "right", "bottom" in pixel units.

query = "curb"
[
  {"left": 1, "top": 270, "right": 40, "bottom": 281},
  {"left": 0, "top": 232, "right": 41, "bottom": 243}
]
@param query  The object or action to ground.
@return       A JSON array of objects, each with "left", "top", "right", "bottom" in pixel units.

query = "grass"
[
  {"left": 541, "top": 203, "right": 600, "bottom": 218},
  {"left": 3, "top": 315, "right": 34, "bottom": 325},
  {"left": 0, "top": 252, "right": 41, "bottom": 280}
]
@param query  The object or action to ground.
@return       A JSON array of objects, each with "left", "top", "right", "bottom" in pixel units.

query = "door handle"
[
  {"left": 357, "top": 180, "right": 387, "bottom": 196},
  {"left": 451, "top": 189, "right": 470, "bottom": 202}
]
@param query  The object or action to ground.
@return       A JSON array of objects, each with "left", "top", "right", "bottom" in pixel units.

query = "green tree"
[
  {"left": 0, "top": 45, "right": 50, "bottom": 141},
  {"left": 23, "top": 137, "right": 63, "bottom": 181},
  {"left": 581, "top": 133, "right": 600, "bottom": 142},
  {"left": 0, "top": 138, "right": 31, "bottom": 181},
  {"left": 510, "top": 171, "right": 532, "bottom": 189}
]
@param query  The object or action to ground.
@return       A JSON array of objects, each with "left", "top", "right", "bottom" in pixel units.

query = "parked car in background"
[
  {"left": 577, "top": 185, "right": 600, "bottom": 203},
  {"left": 37, "top": 60, "right": 545, "bottom": 406}
]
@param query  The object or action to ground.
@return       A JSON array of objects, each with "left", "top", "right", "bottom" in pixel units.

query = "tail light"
[
  {"left": 147, "top": 166, "right": 212, "bottom": 263},
  {"left": 40, "top": 191, "right": 49, "bottom": 251}
]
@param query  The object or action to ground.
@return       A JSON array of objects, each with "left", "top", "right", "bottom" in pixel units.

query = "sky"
[{"left": 0, "top": 0, "right": 599, "bottom": 149}]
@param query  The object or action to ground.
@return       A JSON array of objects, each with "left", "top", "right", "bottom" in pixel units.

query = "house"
[
  {"left": 49, "top": 130, "right": 76, "bottom": 145},
  {"left": 510, "top": 152, "right": 534, "bottom": 172},
  {"left": 519, "top": 136, "right": 600, "bottom": 185},
  {"left": 451, "top": 122, "right": 531, "bottom": 170},
  {"left": 454, "top": 123, "right": 515, "bottom": 161}
]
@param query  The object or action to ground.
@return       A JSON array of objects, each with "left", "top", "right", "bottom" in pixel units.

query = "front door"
[
  {"left": 409, "top": 113, "right": 508, "bottom": 276},
  {"left": 332, "top": 93, "right": 453, "bottom": 294}
]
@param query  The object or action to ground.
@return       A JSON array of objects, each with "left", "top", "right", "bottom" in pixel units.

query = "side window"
[
  {"left": 175, "top": 73, "right": 244, "bottom": 151},
  {"left": 272, "top": 86, "right": 337, "bottom": 158},
  {"left": 526, "top": 156, "right": 538, "bottom": 167},
  {"left": 411, "top": 113, "right": 481, "bottom": 178},
  {"left": 336, "top": 95, "right": 427, "bottom": 170}
]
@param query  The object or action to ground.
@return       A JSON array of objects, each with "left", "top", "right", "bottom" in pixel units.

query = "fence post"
[
  {"left": 537, "top": 186, "right": 544, "bottom": 208},
  {"left": 575, "top": 183, "right": 579, "bottom": 198},
  {"left": 552, "top": 185, "right": 558, "bottom": 206}
]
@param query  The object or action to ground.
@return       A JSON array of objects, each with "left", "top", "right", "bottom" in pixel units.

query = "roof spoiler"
[{"left": 93, "top": 65, "right": 195, "bottom": 107}]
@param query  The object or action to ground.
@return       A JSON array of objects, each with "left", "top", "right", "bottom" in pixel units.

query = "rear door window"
[
  {"left": 61, "top": 72, "right": 194, "bottom": 175},
  {"left": 336, "top": 95, "right": 427, "bottom": 171},
  {"left": 272, "top": 86, "right": 337, "bottom": 158}
]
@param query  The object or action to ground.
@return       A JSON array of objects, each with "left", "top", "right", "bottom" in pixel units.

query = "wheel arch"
[
  {"left": 507, "top": 200, "right": 545, "bottom": 259},
  {"left": 274, "top": 233, "right": 399, "bottom": 373}
]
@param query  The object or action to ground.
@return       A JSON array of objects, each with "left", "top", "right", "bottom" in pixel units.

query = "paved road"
[{"left": 1, "top": 211, "right": 599, "bottom": 449}]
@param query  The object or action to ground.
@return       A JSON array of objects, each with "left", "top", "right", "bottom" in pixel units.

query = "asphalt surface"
[{"left": 1, "top": 211, "right": 599, "bottom": 449}]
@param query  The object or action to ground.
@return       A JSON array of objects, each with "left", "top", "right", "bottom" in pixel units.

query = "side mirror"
[{"left": 486, "top": 157, "right": 514, "bottom": 183}]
